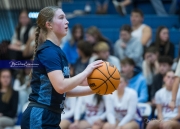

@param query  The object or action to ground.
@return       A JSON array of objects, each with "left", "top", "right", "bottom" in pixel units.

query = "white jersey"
[
  {"left": 155, "top": 87, "right": 180, "bottom": 120},
  {"left": 61, "top": 97, "right": 76, "bottom": 120},
  {"left": 131, "top": 24, "right": 152, "bottom": 47},
  {"left": 74, "top": 94, "right": 106, "bottom": 125},
  {"left": 106, "top": 87, "right": 140, "bottom": 126}
]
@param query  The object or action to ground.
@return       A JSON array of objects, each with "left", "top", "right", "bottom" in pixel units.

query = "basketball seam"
[
  {"left": 105, "top": 62, "right": 120, "bottom": 80},
  {"left": 96, "top": 69, "right": 117, "bottom": 90}
]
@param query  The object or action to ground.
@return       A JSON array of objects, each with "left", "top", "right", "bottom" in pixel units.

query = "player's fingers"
[
  {"left": 93, "top": 64, "right": 103, "bottom": 69},
  {"left": 92, "top": 60, "right": 103, "bottom": 65}
]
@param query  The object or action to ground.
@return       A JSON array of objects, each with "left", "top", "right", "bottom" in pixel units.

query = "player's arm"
[
  {"left": 141, "top": 26, "right": 152, "bottom": 46},
  {"left": 48, "top": 60, "right": 102, "bottom": 94},
  {"left": 66, "top": 86, "right": 93, "bottom": 97}
]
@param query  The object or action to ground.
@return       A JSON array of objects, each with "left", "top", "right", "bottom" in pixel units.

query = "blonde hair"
[
  {"left": 93, "top": 41, "right": 109, "bottom": 53},
  {"left": 30, "top": 6, "right": 60, "bottom": 77}
]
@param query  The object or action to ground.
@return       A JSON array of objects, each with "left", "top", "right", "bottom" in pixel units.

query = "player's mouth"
[{"left": 65, "top": 27, "right": 68, "bottom": 30}]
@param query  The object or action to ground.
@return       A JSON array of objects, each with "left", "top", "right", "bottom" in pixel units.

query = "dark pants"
[{"left": 21, "top": 106, "right": 61, "bottom": 129}]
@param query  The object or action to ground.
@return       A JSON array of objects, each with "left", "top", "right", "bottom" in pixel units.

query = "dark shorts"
[{"left": 21, "top": 106, "right": 61, "bottom": 129}]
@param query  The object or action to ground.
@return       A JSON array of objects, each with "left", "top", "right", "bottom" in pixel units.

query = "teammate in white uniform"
[
  {"left": 69, "top": 94, "right": 107, "bottom": 129},
  {"left": 147, "top": 70, "right": 180, "bottom": 129},
  {"left": 60, "top": 97, "right": 76, "bottom": 129},
  {"left": 103, "top": 76, "right": 140, "bottom": 129}
]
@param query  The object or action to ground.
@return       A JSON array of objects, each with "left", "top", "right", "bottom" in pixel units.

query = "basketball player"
[
  {"left": 103, "top": 76, "right": 140, "bottom": 129},
  {"left": 21, "top": 6, "right": 103, "bottom": 129},
  {"left": 69, "top": 94, "right": 106, "bottom": 129},
  {"left": 147, "top": 71, "right": 180, "bottom": 129},
  {"left": 60, "top": 97, "right": 76, "bottom": 129}
]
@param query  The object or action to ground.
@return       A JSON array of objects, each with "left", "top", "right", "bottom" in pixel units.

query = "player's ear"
[{"left": 45, "top": 21, "right": 52, "bottom": 30}]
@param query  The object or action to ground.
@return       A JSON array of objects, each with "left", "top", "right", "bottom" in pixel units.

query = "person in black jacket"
[
  {"left": 150, "top": 26, "right": 175, "bottom": 59},
  {"left": 0, "top": 69, "right": 18, "bottom": 129},
  {"left": 151, "top": 56, "right": 173, "bottom": 102}
]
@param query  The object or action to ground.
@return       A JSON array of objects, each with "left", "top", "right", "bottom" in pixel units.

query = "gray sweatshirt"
[{"left": 114, "top": 36, "right": 143, "bottom": 67}]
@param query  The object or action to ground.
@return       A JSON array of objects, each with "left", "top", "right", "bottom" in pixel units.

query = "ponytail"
[{"left": 29, "top": 26, "right": 40, "bottom": 78}]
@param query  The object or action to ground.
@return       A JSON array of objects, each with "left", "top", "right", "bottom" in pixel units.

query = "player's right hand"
[
  {"left": 169, "top": 100, "right": 176, "bottom": 111},
  {"left": 83, "top": 60, "right": 103, "bottom": 77}
]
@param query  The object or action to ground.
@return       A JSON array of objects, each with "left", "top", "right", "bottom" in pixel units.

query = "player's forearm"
[
  {"left": 172, "top": 77, "right": 180, "bottom": 101},
  {"left": 61, "top": 71, "right": 88, "bottom": 93},
  {"left": 66, "top": 86, "right": 93, "bottom": 97}
]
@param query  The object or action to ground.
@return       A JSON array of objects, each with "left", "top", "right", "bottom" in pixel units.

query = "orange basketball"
[{"left": 87, "top": 61, "right": 121, "bottom": 95}]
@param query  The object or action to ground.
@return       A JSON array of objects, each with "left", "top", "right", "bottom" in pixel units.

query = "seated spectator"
[
  {"left": 150, "top": 0, "right": 179, "bottom": 16},
  {"left": 13, "top": 68, "right": 31, "bottom": 97},
  {"left": 143, "top": 47, "right": 159, "bottom": 100},
  {"left": 131, "top": 9, "right": 152, "bottom": 47},
  {"left": 69, "top": 94, "right": 106, "bottom": 129},
  {"left": 103, "top": 76, "right": 140, "bottom": 129},
  {"left": 121, "top": 58, "right": 148, "bottom": 102},
  {"left": 72, "top": 40, "right": 93, "bottom": 76},
  {"left": 112, "top": 0, "right": 131, "bottom": 16},
  {"left": 151, "top": 56, "right": 173, "bottom": 101},
  {"left": 86, "top": 26, "right": 114, "bottom": 54},
  {"left": 95, "top": 0, "right": 109, "bottom": 14},
  {"left": 150, "top": 26, "right": 175, "bottom": 59},
  {"left": 0, "top": 69, "right": 19, "bottom": 129},
  {"left": 63, "top": 24, "right": 84, "bottom": 65},
  {"left": 60, "top": 97, "right": 76, "bottom": 129},
  {"left": 0, "top": 40, "right": 10, "bottom": 60},
  {"left": 90, "top": 42, "right": 121, "bottom": 71},
  {"left": 8, "top": 9, "right": 35, "bottom": 60},
  {"left": 114, "top": 24, "right": 143, "bottom": 68},
  {"left": 147, "top": 70, "right": 180, "bottom": 129}
]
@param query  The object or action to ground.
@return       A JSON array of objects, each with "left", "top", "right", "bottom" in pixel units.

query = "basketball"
[{"left": 87, "top": 61, "right": 121, "bottom": 95}]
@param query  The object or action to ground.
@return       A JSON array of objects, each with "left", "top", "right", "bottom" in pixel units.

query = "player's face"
[
  {"left": 120, "top": 30, "right": 131, "bottom": 42},
  {"left": 164, "top": 71, "right": 175, "bottom": 89},
  {"left": 51, "top": 9, "right": 69, "bottom": 38},
  {"left": 121, "top": 64, "right": 134, "bottom": 77},
  {"left": 98, "top": 51, "right": 109, "bottom": 60},
  {"left": 0, "top": 71, "right": 11, "bottom": 88},
  {"left": 130, "top": 12, "right": 143, "bottom": 26},
  {"left": 86, "top": 34, "right": 96, "bottom": 44},
  {"left": 159, "top": 28, "right": 169, "bottom": 42},
  {"left": 159, "top": 63, "right": 171, "bottom": 75},
  {"left": 19, "top": 12, "right": 30, "bottom": 26}
]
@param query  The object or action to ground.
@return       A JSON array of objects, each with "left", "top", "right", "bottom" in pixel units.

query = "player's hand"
[
  {"left": 69, "top": 121, "right": 79, "bottom": 129},
  {"left": 83, "top": 60, "right": 103, "bottom": 77},
  {"left": 169, "top": 100, "right": 176, "bottom": 111}
]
